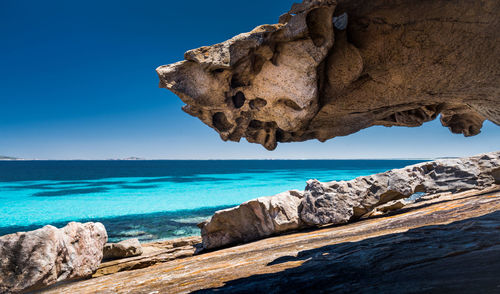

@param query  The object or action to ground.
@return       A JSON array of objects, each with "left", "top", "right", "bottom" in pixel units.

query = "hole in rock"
[
  {"left": 232, "top": 92, "right": 246, "bottom": 109},
  {"left": 248, "top": 120, "right": 263, "bottom": 129},
  {"left": 277, "top": 98, "right": 302, "bottom": 111},
  {"left": 211, "top": 68, "right": 225, "bottom": 74},
  {"left": 249, "top": 98, "right": 267, "bottom": 110},
  {"left": 275, "top": 128, "right": 285, "bottom": 141},
  {"left": 212, "top": 112, "right": 233, "bottom": 132}
]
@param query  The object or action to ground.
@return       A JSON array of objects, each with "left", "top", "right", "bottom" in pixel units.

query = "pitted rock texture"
[
  {"left": 157, "top": 0, "right": 500, "bottom": 150},
  {"left": 200, "top": 151, "right": 500, "bottom": 249},
  {"left": 0, "top": 222, "right": 107, "bottom": 293},
  {"left": 199, "top": 190, "right": 304, "bottom": 250}
]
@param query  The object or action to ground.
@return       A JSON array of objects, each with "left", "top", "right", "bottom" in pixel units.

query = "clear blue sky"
[{"left": 1, "top": 0, "right": 499, "bottom": 159}]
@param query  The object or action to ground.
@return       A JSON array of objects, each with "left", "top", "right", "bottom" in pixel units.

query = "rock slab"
[
  {"left": 103, "top": 238, "right": 143, "bottom": 260},
  {"left": 0, "top": 222, "right": 107, "bottom": 293}
]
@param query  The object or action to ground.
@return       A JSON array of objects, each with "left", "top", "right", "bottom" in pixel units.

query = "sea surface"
[{"left": 0, "top": 160, "right": 426, "bottom": 242}]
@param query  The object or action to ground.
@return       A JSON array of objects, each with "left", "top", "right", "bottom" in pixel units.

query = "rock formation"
[
  {"left": 103, "top": 238, "right": 143, "bottom": 260},
  {"left": 199, "top": 151, "right": 500, "bottom": 249},
  {"left": 157, "top": 0, "right": 500, "bottom": 150},
  {"left": 199, "top": 190, "right": 304, "bottom": 250},
  {"left": 0, "top": 222, "right": 107, "bottom": 293}
]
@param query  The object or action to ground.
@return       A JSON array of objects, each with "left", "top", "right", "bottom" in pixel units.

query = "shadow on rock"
[{"left": 194, "top": 211, "right": 500, "bottom": 294}]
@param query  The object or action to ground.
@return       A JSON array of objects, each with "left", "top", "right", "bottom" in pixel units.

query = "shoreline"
[{"left": 43, "top": 186, "right": 500, "bottom": 293}]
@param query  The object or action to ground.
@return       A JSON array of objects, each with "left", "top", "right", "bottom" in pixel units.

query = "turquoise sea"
[{"left": 0, "top": 160, "right": 426, "bottom": 242}]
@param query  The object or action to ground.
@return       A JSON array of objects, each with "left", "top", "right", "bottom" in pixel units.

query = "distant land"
[{"left": 0, "top": 155, "right": 20, "bottom": 160}]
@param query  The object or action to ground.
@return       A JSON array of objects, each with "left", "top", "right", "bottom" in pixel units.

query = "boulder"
[
  {"left": 0, "top": 222, "right": 107, "bottom": 293},
  {"left": 199, "top": 190, "right": 304, "bottom": 250},
  {"left": 157, "top": 0, "right": 500, "bottom": 150},
  {"left": 103, "top": 238, "right": 143, "bottom": 260}
]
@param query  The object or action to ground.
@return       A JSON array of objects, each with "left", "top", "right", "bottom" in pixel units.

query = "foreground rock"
[
  {"left": 199, "top": 151, "right": 500, "bottom": 249},
  {"left": 0, "top": 222, "right": 107, "bottom": 293},
  {"left": 94, "top": 236, "right": 200, "bottom": 278},
  {"left": 157, "top": 0, "right": 500, "bottom": 150},
  {"left": 199, "top": 190, "right": 304, "bottom": 250},
  {"left": 42, "top": 188, "right": 500, "bottom": 293},
  {"left": 103, "top": 238, "right": 143, "bottom": 260}
]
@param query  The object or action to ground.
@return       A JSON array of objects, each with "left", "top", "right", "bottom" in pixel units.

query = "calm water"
[{"left": 0, "top": 160, "right": 426, "bottom": 242}]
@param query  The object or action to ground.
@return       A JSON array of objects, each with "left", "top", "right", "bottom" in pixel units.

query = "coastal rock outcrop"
[
  {"left": 300, "top": 152, "right": 500, "bottom": 225},
  {"left": 157, "top": 0, "right": 500, "bottom": 150},
  {"left": 199, "top": 190, "right": 304, "bottom": 249},
  {"left": 200, "top": 151, "right": 500, "bottom": 249},
  {"left": 0, "top": 222, "right": 107, "bottom": 293},
  {"left": 103, "top": 238, "right": 143, "bottom": 260}
]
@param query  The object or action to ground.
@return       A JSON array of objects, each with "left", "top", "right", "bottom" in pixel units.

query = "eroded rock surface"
[
  {"left": 103, "top": 238, "right": 143, "bottom": 260},
  {"left": 0, "top": 222, "right": 107, "bottom": 293},
  {"left": 199, "top": 190, "right": 304, "bottom": 249},
  {"left": 300, "top": 151, "right": 500, "bottom": 225},
  {"left": 200, "top": 151, "right": 500, "bottom": 249},
  {"left": 157, "top": 0, "right": 500, "bottom": 150}
]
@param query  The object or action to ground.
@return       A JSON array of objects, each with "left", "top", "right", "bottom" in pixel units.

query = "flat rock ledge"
[
  {"left": 94, "top": 236, "right": 200, "bottom": 278},
  {"left": 0, "top": 222, "right": 107, "bottom": 293},
  {"left": 199, "top": 151, "right": 500, "bottom": 249}
]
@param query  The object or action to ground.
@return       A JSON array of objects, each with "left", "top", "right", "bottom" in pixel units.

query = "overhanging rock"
[{"left": 157, "top": 0, "right": 500, "bottom": 150}]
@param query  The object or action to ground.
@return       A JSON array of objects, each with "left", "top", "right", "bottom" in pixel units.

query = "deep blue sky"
[{"left": 1, "top": 0, "right": 499, "bottom": 159}]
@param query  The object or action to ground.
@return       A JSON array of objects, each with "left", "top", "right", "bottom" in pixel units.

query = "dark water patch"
[
  {"left": 136, "top": 176, "right": 234, "bottom": 184},
  {"left": 32, "top": 187, "right": 109, "bottom": 197},
  {"left": 2, "top": 183, "right": 59, "bottom": 190},
  {"left": 119, "top": 184, "right": 159, "bottom": 190},
  {"left": 81, "top": 180, "right": 129, "bottom": 186},
  {"left": 0, "top": 205, "right": 232, "bottom": 242},
  {"left": 3, "top": 180, "right": 129, "bottom": 192},
  {"left": 0, "top": 160, "right": 427, "bottom": 182}
]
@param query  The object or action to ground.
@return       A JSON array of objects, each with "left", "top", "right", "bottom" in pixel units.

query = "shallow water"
[{"left": 0, "top": 160, "right": 426, "bottom": 242}]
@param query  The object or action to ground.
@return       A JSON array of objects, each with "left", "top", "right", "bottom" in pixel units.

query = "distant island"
[
  {"left": 106, "top": 157, "right": 146, "bottom": 161},
  {"left": 0, "top": 155, "right": 20, "bottom": 160}
]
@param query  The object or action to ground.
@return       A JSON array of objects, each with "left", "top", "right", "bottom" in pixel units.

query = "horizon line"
[{"left": 0, "top": 157, "right": 441, "bottom": 161}]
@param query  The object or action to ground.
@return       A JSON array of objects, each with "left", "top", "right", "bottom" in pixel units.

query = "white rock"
[{"left": 0, "top": 222, "right": 107, "bottom": 293}]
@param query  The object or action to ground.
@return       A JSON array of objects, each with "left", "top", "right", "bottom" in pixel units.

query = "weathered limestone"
[
  {"left": 200, "top": 151, "right": 500, "bottom": 249},
  {"left": 103, "top": 238, "right": 143, "bottom": 260},
  {"left": 157, "top": 0, "right": 500, "bottom": 150},
  {"left": 198, "top": 190, "right": 304, "bottom": 249},
  {"left": 0, "top": 222, "right": 107, "bottom": 293}
]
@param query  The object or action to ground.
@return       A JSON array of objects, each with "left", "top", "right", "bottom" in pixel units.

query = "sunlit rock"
[{"left": 157, "top": 0, "right": 500, "bottom": 150}]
